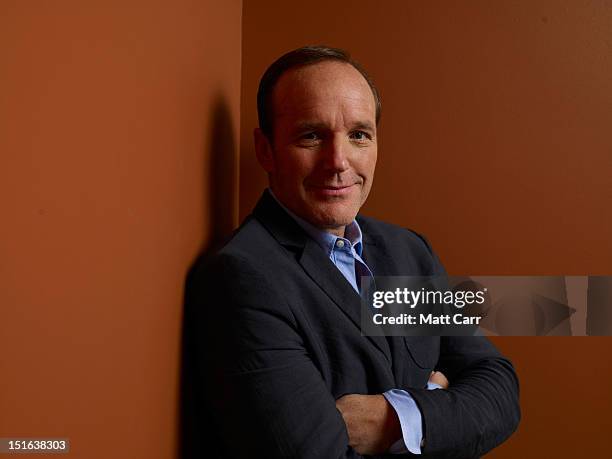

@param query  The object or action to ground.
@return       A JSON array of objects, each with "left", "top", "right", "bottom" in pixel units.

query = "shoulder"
[
  {"left": 187, "top": 217, "right": 297, "bottom": 325},
  {"left": 357, "top": 214, "right": 438, "bottom": 256},
  {"left": 196, "top": 216, "right": 278, "bottom": 277},
  {"left": 356, "top": 214, "right": 446, "bottom": 276},
  {"left": 191, "top": 214, "right": 296, "bottom": 299}
]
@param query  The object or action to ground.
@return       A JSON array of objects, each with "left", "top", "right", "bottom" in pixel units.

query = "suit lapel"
[
  {"left": 253, "top": 191, "right": 391, "bottom": 362},
  {"left": 299, "top": 238, "right": 391, "bottom": 362},
  {"left": 358, "top": 221, "right": 412, "bottom": 381},
  {"left": 360, "top": 221, "right": 440, "bottom": 385},
  {"left": 357, "top": 218, "right": 395, "bottom": 278}
]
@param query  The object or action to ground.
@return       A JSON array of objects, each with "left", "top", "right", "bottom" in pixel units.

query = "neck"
[
  {"left": 267, "top": 188, "right": 348, "bottom": 239},
  {"left": 326, "top": 226, "right": 346, "bottom": 238}
]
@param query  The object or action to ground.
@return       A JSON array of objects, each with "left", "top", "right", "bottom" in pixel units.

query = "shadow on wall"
[
  {"left": 179, "top": 95, "right": 237, "bottom": 459},
  {"left": 206, "top": 95, "right": 238, "bottom": 248}
]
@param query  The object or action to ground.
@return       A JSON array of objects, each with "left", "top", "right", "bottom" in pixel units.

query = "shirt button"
[{"left": 335, "top": 239, "right": 345, "bottom": 249}]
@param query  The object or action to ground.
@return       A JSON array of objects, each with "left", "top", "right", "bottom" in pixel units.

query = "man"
[{"left": 184, "top": 46, "right": 520, "bottom": 458}]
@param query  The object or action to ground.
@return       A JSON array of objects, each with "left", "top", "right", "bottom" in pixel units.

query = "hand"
[
  {"left": 335, "top": 394, "right": 401, "bottom": 455},
  {"left": 429, "top": 370, "right": 449, "bottom": 389}
]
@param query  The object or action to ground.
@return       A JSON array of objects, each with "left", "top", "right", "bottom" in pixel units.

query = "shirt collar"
[{"left": 268, "top": 188, "right": 364, "bottom": 257}]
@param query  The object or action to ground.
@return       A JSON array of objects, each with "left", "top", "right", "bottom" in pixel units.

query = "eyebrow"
[
  {"left": 350, "top": 121, "right": 376, "bottom": 132},
  {"left": 293, "top": 122, "right": 327, "bottom": 133},
  {"left": 292, "top": 121, "right": 376, "bottom": 133}
]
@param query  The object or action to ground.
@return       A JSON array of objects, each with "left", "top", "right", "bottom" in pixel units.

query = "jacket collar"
[
  {"left": 252, "top": 189, "right": 392, "bottom": 363},
  {"left": 252, "top": 189, "right": 380, "bottom": 249},
  {"left": 252, "top": 189, "right": 308, "bottom": 249}
]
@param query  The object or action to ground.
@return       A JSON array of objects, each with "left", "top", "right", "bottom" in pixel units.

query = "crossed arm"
[
  {"left": 336, "top": 338, "right": 520, "bottom": 458},
  {"left": 336, "top": 371, "right": 450, "bottom": 455},
  {"left": 191, "top": 255, "right": 520, "bottom": 458}
]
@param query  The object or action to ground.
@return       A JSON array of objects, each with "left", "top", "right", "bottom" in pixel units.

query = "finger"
[{"left": 428, "top": 370, "right": 450, "bottom": 389}]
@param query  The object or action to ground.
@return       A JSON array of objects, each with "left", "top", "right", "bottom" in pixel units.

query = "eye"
[
  {"left": 349, "top": 130, "right": 372, "bottom": 142},
  {"left": 296, "top": 131, "right": 322, "bottom": 147},
  {"left": 301, "top": 132, "right": 320, "bottom": 141}
]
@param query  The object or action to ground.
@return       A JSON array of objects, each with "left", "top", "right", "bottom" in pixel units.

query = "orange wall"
[
  {"left": 2, "top": 1, "right": 611, "bottom": 457},
  {"left": 0, "top": 1, "right": 241, "bottom": 458},
  {"left": 240, "top": 0, "right": 612, "bottom": 456}
]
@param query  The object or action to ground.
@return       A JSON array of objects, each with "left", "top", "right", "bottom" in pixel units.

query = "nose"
[{"left": 322, "top": 135, "right": 350, "bottom": 173}]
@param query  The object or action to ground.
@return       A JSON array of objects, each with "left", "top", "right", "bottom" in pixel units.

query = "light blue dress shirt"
[{"left": 269, "top": 190, "right": 442, "bottom": 455}]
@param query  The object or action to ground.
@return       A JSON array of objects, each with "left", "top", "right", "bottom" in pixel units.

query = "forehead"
[{"left": 271, "top": 61, "right": 376, "bottom": 127}]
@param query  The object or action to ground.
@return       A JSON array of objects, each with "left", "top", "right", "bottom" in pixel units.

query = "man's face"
[{"left": 258, "top": 61, "right": 377, "bottom": 236}]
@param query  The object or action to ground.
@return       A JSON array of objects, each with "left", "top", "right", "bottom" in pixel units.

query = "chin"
[{"left": 308, "top": 204, "right": 358, "bottom": 230}]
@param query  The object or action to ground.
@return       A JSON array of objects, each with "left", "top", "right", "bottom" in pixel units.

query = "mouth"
[{"left": 308, "top": 183, "right": 359, "bottom": 197}]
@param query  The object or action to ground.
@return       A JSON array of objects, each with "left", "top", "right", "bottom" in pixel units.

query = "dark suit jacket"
[{"left": 183, "top": 191, "right": 520, "bottom": 459}]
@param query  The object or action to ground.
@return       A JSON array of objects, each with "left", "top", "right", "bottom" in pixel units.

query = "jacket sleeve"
[
  {"left": 184, "top": 252, "right": 364, "bottom": 459},
  {"left": 405, "top": 336, "right": 520, "bottom": 458},
  {"left": 404, "top": 232, "right": 521, "bottom": 458}
]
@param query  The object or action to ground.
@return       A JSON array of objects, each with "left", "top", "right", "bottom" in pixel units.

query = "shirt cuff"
[
  {"left": 426, "top": 381, "right": 443, "bottom": 390},
  {"left": 383, "top": 384, "right": 443, "bottom": 455},
  {"left": 383, "top": 389, "right": 424, "bottom": 454}
]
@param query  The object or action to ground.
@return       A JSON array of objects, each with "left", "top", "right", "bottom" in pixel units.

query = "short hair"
[{"left": 257, "top": 45, "right": 382, "bottom": 140}]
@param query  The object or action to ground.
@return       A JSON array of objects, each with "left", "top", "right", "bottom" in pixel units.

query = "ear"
[{"left": 254, "top": 128, "right": 275, "bottom": 173}]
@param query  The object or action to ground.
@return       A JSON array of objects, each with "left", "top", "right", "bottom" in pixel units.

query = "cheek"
[
  {"left": 281, "top": 155, "right": 316, "bottom": 180},
  {"left": 356, "top": 151, "right": 377, "bottom": 178}
]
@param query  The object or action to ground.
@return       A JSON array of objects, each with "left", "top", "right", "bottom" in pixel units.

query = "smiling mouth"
[{"left": 308, "top": 183, "right": 359, "bottom": 197}]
